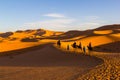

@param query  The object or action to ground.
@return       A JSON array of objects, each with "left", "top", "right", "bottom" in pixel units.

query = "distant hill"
[{"left": 95, "top": 24, "right": 120, "bottom": 30}]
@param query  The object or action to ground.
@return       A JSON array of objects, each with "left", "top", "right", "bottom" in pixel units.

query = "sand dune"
[
  {"left": 0, "top": 32, "right": 13, "bottom": 38},
  {"left": 94, "top": 30, "right": 113, "bottom": 35},
  {"left": 0, "top": 44, "right": 103, "bottom": 80},
  {"left": 10, "top": 30, "right": 36, "bottom": 39},
  {"left": 59, "top": 35, "right": 119, "bottom": 53},
  {"left": 95, "top": 24, "right": 120, "bottom": 30},
  {"left": 94, "top": 41, "right": 120, "bottom": 53},
  {"left": 0, "top": 40, "right": 41, "bottom": 52}
]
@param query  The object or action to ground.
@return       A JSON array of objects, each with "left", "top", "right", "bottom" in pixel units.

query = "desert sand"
[
  {"left": 0, "top": 44, "right": 103, "bottom": 80},
  {"left": 0, "top": 24, "right": 120, "bottom": 80}
]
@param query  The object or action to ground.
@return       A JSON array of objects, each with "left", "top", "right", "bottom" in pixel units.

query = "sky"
[{"left": 0, "top": 0, "right": 120, "bottom": 32}]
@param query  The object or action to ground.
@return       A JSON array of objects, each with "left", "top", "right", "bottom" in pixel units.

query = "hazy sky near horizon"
[{"left": 0, "top": 0, "right": 120, "bottom": 32}]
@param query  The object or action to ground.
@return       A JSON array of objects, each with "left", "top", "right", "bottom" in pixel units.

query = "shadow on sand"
[
  {"left": 94, "top": 41, "right": 120, "bottom": 53},
  {"left": 0, "top": 43, "right": 103, "bottom": 68}
]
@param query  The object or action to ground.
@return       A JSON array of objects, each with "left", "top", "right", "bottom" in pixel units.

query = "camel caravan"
[{"left": 57, "top": 40, "right": 93, "bottom": 55}]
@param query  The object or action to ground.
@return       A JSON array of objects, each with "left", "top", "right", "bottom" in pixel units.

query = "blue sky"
[{"left": 0, "top": 0, "right": 120, "bottom": 32}]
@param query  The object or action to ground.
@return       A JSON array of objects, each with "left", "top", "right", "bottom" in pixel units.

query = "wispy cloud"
[
  {"left": 83, "top": 16, "right": 100, "bottom": 22},
  {"left": 86, "top": 16, "right": 99, "bottom": 19},
  {"left": 82, "top": 22, "right": 100, "bottom": 26},
  {"left": 43, "top": 13, "right": 65, "bottom": 18},
  {"left": 72, "top": 22, "right": 102, "bottom": 30},
  {"left": 22, "top": 18, "right": 75, "bottom": 31},
  {"left": 20, "top": 14, "right": 103, "bottom": 31}
]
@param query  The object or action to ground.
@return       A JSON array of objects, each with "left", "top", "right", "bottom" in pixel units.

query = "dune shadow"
[
  {"left": 9, "top": 37, "right": 18, "bottom": 41},
  {"left": 21, "top": 37, "right": 39, "bottom": 42},
  {"left": 0, "top": 32, "right": 13, "bottom": 38},
  {"left": 34, "top": 29, "right": 46, "bottom": 36},
  {"left": 94, "top": 24, "right": 120, "bottom": 30},
  {"left": 15, "top": 30, "right": 24, "bottom": 33},
  {"left": 94, "top": 41, "right": 120, "bottom": 53},
  {"left": 0, "top": 44, "right": 103, "bottom": 68}
]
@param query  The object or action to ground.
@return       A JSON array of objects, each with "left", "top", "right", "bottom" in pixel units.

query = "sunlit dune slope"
[
  {"left": 0, "top": 40, "right": 40, "bottom": 52},
  {"left": 110, "top": 33, "right": 120, "bottom": 38},
  {"left": 58, "top": 25, "right": 120, "bottom": 52},
  {"left": 0, "top": 29, "right": 62, "bottom": 52},
  {"left": 42, "top": 29, "right": 63, "bottom": 37},
  {"left": 59, "top": 35, "right": 116, "bottom": 53},
  {"left": 62, "top": 36, "right": 86, "bottom": 42},
  {"left": 10, "top": 30, "right": 36, "bottom": 39},
  {"left": 60, "top": 32, "right": 120, "bottom": 52},
  {"left": 0, "top": 39, "right": 57, "bottom": 52},
  {"left": 9, "top": 29, "right": 63, "bottom": 39},
  {"left": 94, "top": 30, "right": 113, "bottom": 34}
]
